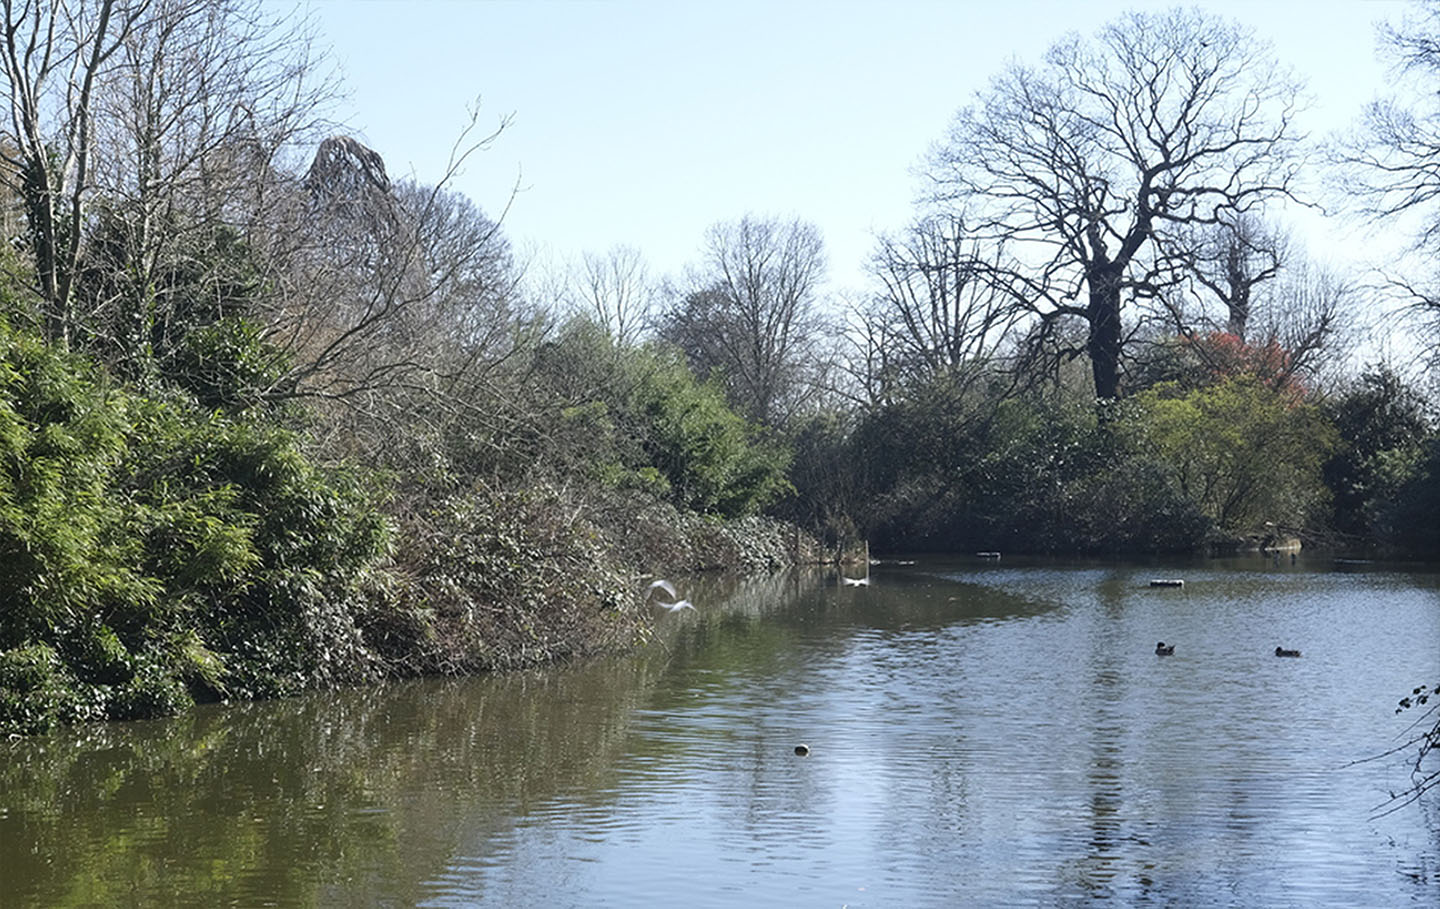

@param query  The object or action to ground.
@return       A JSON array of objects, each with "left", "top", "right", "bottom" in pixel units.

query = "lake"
[{"left": 2, "top": 556, "right": 1437, "bottom": 907}]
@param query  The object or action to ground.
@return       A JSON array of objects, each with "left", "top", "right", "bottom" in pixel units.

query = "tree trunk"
[
  {"left": 1226, "top": 295, "right": 1250, "bottom": 340},
  {"left": 1087, "top": 270, "right": 1123, "bottom": 400}
]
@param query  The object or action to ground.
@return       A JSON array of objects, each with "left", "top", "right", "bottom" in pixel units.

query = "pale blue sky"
[{"left": 294, "top": 0, "right": 1406, "bottom": 296}]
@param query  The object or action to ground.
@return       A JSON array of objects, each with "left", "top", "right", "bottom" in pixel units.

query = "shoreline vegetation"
[
  {"left": 0, "top": 318, "right": 839, "bottom": 734},
  {"left": 0, "top": 315, "right": 1435, "bottom": 739},
  {"left": 4, "top": 2, "right": 1440, "bottom": 738}
]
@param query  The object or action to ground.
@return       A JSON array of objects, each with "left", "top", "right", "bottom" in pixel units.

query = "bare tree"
[
  {"left": 0, "top": 0, "right": 340, "bottom": 370},
  {"left": 313, "top": 172, "right": 522, "bottom": 414},
  {"left": 1181, "top": 214, "right": 1288, "bottom": 340},
  {"left": 394, "top": 179, "right": 519, "bottom": 363},
  {"left": 860, "top": 214, "right": 1026, "bottom": 401},
  {"left": 94, "top": 0, "right": 334, "bottom": 371},
  {"left": 0, "top": 0, "right": 150, "bottom": 345},
  {"left": 1253, "top": 257, "right": 1354, "bottom": 387},
  {"left": 1140, "top": 250, "right": 1353, "bottom": 395},
  {"left": 1152, "top": 213, "right": 1351, "bottom": 391},
  {"left": 277, "top": 122, "right": 521, "bottom": 405},
  {"left": 1342, "top": 0, "right": 1440, "bottom": 248},
  {"left": 661, "top": 214, "right": 827, "bottom": 425},
  {"left": 837, "top": 294, "right": 898, "bottom": 409},
  {"left": 1337, "top": 0, "right": 1440, "bottom": 363},
  {"left": 925, "top": 8, "right": 1304, "bottom": 399},
  {"left": 570, "top": 244, "right": 655, "bottom": 348},
  {"left": 272, "top": 125, "right": 549, "bottom": 477}
]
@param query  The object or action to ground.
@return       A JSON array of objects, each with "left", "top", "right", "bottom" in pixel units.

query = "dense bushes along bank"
[
  {"left": 786, "top": 357, "right": 1440, "bottom": 559},
  {"left": 0, "top": 322, "right": 821, "bottom": 736},
  {"left": 8, "top": 307, "right": 1440, "bottom": 737}
]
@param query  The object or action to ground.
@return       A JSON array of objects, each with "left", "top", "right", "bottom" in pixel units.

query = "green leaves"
[
  {"left": 1126, "top": 377, "right": 1338, "bottom": 533},
  {"left": 628, "top": 346, "right": 793, "bottom": 517},
  {"left": 170, "top": 315, "right": 289, "bottom": 410},
  {"left": 0, "top": 329, "right": 150, "bottom": 641},
  {"left": 0, "top": 322, "right": 389, "bottom": 732},
  {"left": 529, "top": 325, "right": 793, "bottom": 518}
]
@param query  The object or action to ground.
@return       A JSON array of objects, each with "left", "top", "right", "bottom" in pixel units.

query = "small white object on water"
[
  {"left": 1149, "top": 579, "right": 1185, "bottom": 588},
  {"left": 977, "top": 551, "right": 1001, "bottom": 559},
  {"left": 841, "top": 575, "right": 869, "bottom": 587}
]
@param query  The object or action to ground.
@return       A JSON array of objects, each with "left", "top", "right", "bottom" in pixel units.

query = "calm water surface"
[{"left": 2, "top": 557, "right": 1438, "bottom": 907}]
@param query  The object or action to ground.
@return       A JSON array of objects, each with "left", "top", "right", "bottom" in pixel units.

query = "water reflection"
[
  {"left": 1, "top": 559, "right": 1437, "bottom": 907},
  {"left": 0, "top": 643, "right": 676, "bottom": 908}
]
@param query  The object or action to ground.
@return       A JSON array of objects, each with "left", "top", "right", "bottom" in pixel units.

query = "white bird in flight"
[{"left": 647, "top": 579, "right": 695, "bottom": 612}]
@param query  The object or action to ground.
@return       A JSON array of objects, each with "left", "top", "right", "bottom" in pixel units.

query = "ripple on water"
[{"left": 3, "top": 561, "right": 1436, "bottom": 908}]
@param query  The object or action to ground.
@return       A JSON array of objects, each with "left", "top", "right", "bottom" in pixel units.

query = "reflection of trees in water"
[
  {"left": 0, "top": 649, "right": 676, "bottom": 908},
  {"left": 0, "top": 569, "right": 832, "bottom": 907}
]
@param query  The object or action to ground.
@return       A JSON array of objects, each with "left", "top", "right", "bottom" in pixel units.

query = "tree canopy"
[{"left": 926, "top": 8, "right": 1304, "bottom": 399}]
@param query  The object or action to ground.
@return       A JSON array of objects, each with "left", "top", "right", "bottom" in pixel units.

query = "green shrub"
[
  {"left": 60, "top": 623, "right": 134, "bottom": 686},
  {"left": 387, "top": 484, "right": 638, "bottom": 674},
  {"left": 0, "top": 642, "right": 62, "bottom": 693},
  {"left": 170, "top": 315, "right": 289, "bottom": 410},
  {"left": 0, "top": 321, "right": 391, "bottom": 733},
  {"left": 623, "top": 345, "right": 792, "bottom": 517},
  {"left": 1375, "top": 437, "right": 1440, "bottom": 558},
  {"left": 525, "top": 324, "right": 792, "bottom": 518},
  {"left": 0, "top": 327, "right": 159, "bottom": 646},
  {"left": 841, "top": 385, "right": 1215, "bottom": 554},
  {"left": 0, "top": 643, "right": 76, "bottom": 735},
  {"left": 110, "top": 655, "right": 193, "bottom": 720},
  {"left": 1323, "top": 367, "right": 1432, "bottom": 540},
  {"left": 1126, "top": 377, "right": 1338, "bottom": 534}
]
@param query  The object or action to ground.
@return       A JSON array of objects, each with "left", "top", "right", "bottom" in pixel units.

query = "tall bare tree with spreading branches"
[
  {"left": 1, "top": 0, "right": 149, "bottom": 344},
  {"left": 926, "top": 8, "right": 1305, "bottom": 400},
  {"left": 571, "top": 244, "right": 655, "bottom": 348},
  {"left": 662, "top": 214, "right": 827, "bottom": 425},
  {"left": 0, "top": 0, "right": 335, "bottom": 362},
  {"left": 1182, "top": 214, "right": 1288, "bottom": 340}
]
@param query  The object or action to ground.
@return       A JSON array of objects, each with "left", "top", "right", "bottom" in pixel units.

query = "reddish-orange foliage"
[{"left": 1180, "top": 331, "right": 1305, "bottom": 398}]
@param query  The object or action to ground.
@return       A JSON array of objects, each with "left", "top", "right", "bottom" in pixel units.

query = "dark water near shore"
[{"left": 2, "top": 556, "right": 1438, "bottom": 907}]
